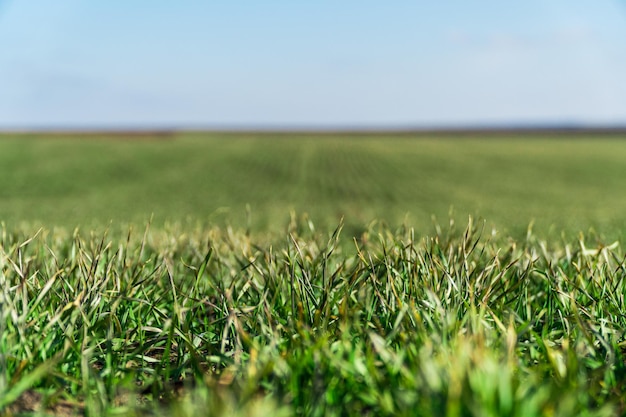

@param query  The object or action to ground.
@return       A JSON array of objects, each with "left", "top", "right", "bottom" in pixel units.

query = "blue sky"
[{"left": 1, "top": 1, "right": 626, "bottom": 129}]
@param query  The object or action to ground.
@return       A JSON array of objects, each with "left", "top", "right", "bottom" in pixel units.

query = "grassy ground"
[
  {"left": 2, "top": 132, "right": 626, "bottom": 239},
  {"left": 1, "top": 132, "right": 626, "bottom": 416},
  {"left": 1, "top": 219, "right": 625, "bottom": 416}
]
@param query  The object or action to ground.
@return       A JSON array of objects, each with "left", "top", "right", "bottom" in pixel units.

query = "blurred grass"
[
  {"left": 2, "top": 131, "right": 626, "bottom": 416},
  {"left": 1, "top": 132, "right": 625, "bottom": 239}
]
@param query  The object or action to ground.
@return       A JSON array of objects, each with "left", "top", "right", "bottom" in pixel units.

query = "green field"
[
  {"left": 1, "top": 132, "right": 626, "bottom": 416},
  {"left": 2, "top": 132, "right": 626, "bottom": 239}
]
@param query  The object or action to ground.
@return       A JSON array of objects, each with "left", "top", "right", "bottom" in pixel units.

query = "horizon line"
[{"left": 2, "top": 122, "right": 626, "bottom": 135}]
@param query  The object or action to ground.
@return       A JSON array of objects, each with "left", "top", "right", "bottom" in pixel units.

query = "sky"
[{"left": 1, "top": 1, "right": 626, "bottom": 129}]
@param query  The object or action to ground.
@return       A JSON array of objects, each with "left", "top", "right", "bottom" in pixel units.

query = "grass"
[
  {"left": 1, "top": 132, "right": 626, "bottom": 416},
  {"left": 2, "top": 132, "right": 626, "bottom": 239},
  {"left": 1, "top": 219, "right": 625, "bottom": 416}
]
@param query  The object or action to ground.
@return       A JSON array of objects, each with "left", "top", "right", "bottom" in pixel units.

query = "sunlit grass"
[
  {"left": 1, "top": 218, "right": 625, "bottom": 416},
  {"left": 2, "top": 132, "right": 626, "bottom": 415}
]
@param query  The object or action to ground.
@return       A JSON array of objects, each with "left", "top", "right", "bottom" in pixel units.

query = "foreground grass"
[{"left": 1, "top": 219, "right": 625, "bottom": 416}]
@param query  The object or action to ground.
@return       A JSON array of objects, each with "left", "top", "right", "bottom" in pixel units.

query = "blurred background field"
[{"left": 2, "top": 132, "right": 626, "bottom": 241}]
